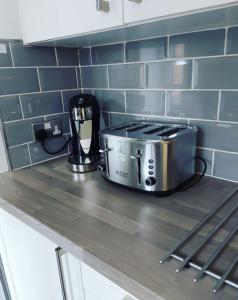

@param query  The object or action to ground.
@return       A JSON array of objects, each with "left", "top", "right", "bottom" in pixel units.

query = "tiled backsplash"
[
  {"left": 1, "top": 25, "right": 238, "bottom": 183},
  {"left": 0, "top": 40, "right": 81, "bottom": 170},
  {"left": 79, "top": 26, "right": 238, "bottom": 183}
]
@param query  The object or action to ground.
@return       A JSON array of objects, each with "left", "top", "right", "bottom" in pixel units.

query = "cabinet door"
[
  {"left": 123, "top": 0, "right": 238, "bottom": 24},
  {"left": 81, "top": 263, "right": 138, "bottom": 300},
  {"left": 18, "top": 0, "right": 123, "bottom": 44},
  {"left": 0, "top": 208, "right": 63, "bottom": 300}
]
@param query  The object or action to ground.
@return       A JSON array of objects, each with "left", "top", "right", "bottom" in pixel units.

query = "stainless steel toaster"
[{"left": 98, "top": 121, "right": 197, "bottom": 195}]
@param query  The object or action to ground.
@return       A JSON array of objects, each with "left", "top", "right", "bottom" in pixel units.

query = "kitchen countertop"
[{"left": 0, "top": 158, "right": 237, "bottom": 300}]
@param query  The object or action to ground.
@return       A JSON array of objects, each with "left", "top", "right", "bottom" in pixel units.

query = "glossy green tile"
[
  {"left": 56, "top": 47, "right": 79, "bottom": 66},
  {"left": 227, "top": 26, "right": 238, "bottom": 54},
  {"left": 38, "top": 68, "right": 77, "bottom": 91},
  {"left": 8, "top": 145, "right": 30, "bottom": 169},
  {"left": 94, "top": 90, "right": 125, "bottom": 112},
  {"left": 190, "top": 120, "right": 238, "bottom": 152},
  {"left": 0, "top": 68, "right": 40, "bottom": 95},
  {"left": 143, "top": 115, "right": 188, "bottom": 125},
  {"left": 101, "top": 112, "right": 110, "bottom": 129},
  {"left": 0, "top": 41, "right": 12, "bottom": 67},
  {"left": 194, "top": 56, "right": 238, "bottom": 89},
  {"left": 126, "top": 90, "right": 165, "bottom": 115},
  {"left": 21, "top": 92, "right": 63, "bottom": 118},
  {"left": 4, "top": 117, "right": 43, "bottom": 147},
  {"left": 146, "top": 60, "right": 192, "bottom": 89},
  {"left": 10, "top": 40, "right": 56, "bottom": 66},
  {"left": 62, "top": 89, "right": 82, "bottom": 112},
  {"left": 92, "top": 44, "right": 124, "bottom": 65},
  {"left": 0, "top": 95, "right": 22, "bottom": 122},
  {"left": 79, "top": 48, "right": 91, "bottom": 66},
  {"left": 126, "top": 37, "right": 167, "bottom": 62},
  {"left": 169, "top": 29, "right": 225, "bottom": 58},
  {"left": 81, "top": 66, "right": 107, "bottom": 88},
  {"left": 108, "top": 63, "right": 145, "bottom": 89},
  {"left": 219, "top": 91, "right": 238, "bottom": 122},
  {"left": 214, "top": 152, "right": 238, "bottom": 181},
  {"left": 29, "top": 135, "right": 68, "bottom": 163},
  {"left": 110, "top": 113, "right": 143, "bottom": 125},
  {"left": 167, "top": 91, "right": 218, "bottom": 119}
]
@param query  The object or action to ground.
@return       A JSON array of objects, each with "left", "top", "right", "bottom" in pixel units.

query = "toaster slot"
[
  {"left": 158, "top": 127, "right": 185, "bottom": 137},
  {"left": 143, "top": 126, "right": 169, "bottom": 135},
  {"left": 126, "top": 124, "right": 151, "bottom": 132},
  {"left": 113, "top": 123, "right": 137, "bottom": 131}
]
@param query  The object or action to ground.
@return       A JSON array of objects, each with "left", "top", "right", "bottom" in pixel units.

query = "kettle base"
[
  {"left": 68, "top": 153, "right": 100, "bottom": 173},
  {"left": 70, "top": 161, "right": 99, "bottom": 173}
]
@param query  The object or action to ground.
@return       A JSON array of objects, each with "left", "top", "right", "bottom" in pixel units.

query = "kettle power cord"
[
  {"left": 35, "top": 129, "right": 72, "bottom": 155},
  {"left": 41, "top": 137, "right": 72, "bottom": 155}
]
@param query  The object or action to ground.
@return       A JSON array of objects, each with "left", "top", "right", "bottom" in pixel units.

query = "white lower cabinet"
[
  {"left": 0, "top": 208, "right": 63, "bottom": 300},
  {"left": 81, "top": 263, "right": 137, "bottom": 300},
  {"left": 0, "top": 208, "right": 138, "bottom": 300}
]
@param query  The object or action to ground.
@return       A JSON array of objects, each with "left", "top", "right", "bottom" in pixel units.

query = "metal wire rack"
[{"left": 160, "top": 187, "right": 238, "bottom": 296}]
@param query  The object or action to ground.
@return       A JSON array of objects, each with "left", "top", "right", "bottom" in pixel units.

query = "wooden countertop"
[{"left": 0, "top": 158, "right": 237, "bottom": 300}]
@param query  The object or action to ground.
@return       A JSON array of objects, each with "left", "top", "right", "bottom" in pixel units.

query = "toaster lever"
[
  {"left": 99, "top": 145, "right": 111, "bottom": 176},
  {"left": 131, "top": 150, "right": 142, "bottom": 184}
]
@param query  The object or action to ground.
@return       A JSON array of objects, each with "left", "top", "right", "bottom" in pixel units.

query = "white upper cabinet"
[
  {"left": 17, "top": 0, "right": 124, "bottom": 44},
  {"left": 123, "top": 0, "right": 238, "bottom": 24}
]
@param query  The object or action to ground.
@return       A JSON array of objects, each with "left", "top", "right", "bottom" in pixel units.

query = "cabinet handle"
[
  {"left": 96, "top": 0, "right": 110, "bottom": 12},
  {"left": 55, "top": 247, "right": 67, "bottom": 300},
  {"left": 128, "top": 0, "right": 142, "bottom": 3}
]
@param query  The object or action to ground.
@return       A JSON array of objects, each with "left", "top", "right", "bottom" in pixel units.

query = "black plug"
[{"left": 35, "top": 129, "right": 48, "bottom": 142}]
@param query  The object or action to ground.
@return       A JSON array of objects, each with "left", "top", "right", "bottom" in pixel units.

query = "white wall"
[{"left": 0, "top": 0, "right": 22, "bottom": 39}]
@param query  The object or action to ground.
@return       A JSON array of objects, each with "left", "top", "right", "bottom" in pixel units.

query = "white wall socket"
[{"left": 0, "top": 44, "right": 7, "bottom": 54}]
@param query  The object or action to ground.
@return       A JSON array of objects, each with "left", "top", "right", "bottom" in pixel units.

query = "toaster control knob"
[{"left": 145, "top": 177, "right": 156, "bottom": 186}]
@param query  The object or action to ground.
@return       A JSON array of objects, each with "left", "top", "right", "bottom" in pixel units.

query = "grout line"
[
  {"left": 18, "top": 95, "right": 24, "bottom": 119},
  {"left": 12, "top": 152, "right": 70, "bottom": 171},
  {"left": 0, "top": 88, "right": 81, "bottom": 98},
  {"left": 143, "top": 62, "right": 146, "bottom": 88},
  {"left": 78, "top": 66, "right": 83, "bottom": 92},
  {"left": 76, "top": 24, "right": 237, "bottom": 49},
  {"left": 123, "top": 41, "right": 126, "bottom": 63},
  {"left": 60, "top": 91, "right": 65, "bottom": 112},
  {"left": 54, "top": 47, "right": 59, "bottom": 66},
  {"left": 4, "top": 112, "right": 69, "bottom": 124},
  {"left": 8, "top": 41, "right": 15, "bottom": 67},
  {"left": 74, "top": 53, "right": 238, "bottom": 68},
  {"left": 124, "top": 90, "right": 127, "bottom": 113},
  {"left": 98, "top": 111, "right": 238, "bottom": 124},
  {"left": 191, "top": 59, "right": 195, "bottom": 89},
  {"left": 224, "top": 27, "right": 228, "bottom": 55},
  {"left": 36, "top": 67, "right": 42, "bottom": 92},
  {"left": 164, "top": 90, "right": 167, "bottom": 116},
  {"left": 77, "top": 48, "right": 80, "bottom": 67},
  {"left": 89, "top": 47, "right": 93, "bottom": 65},
  {"left": 211, "top": 150, "right": 215, "bottom": 176},
  {"left": 75, "top": 67, "right": 79, "bottom": 88},
  {"left": 0, "top": 65, "right": 84, "bottom": 69},
  {"left": 27, "top": 144, "right": 32, "bottom": 164},
  {"left": 217, "top": 91, "right": 222, "bottom": 120},
  {"left": 166, "top": 36, "right": 169, "bottom": 58},
  {"left": 106, "top": 65, "right": 110, "bottom": 89}
]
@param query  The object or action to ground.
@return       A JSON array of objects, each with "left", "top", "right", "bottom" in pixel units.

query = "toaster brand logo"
[
  {"left": 117, "top": 147, "right": 126, "bottom": 162},
  {"left": 116, "top": 170, "right": 128, "bottom": 178}
]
